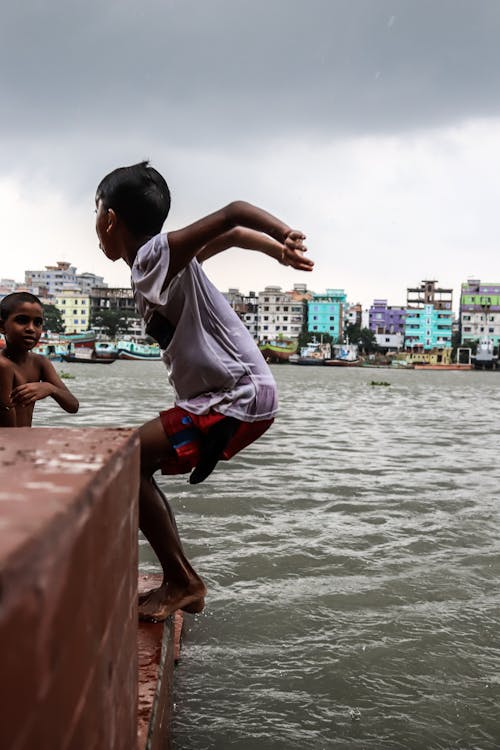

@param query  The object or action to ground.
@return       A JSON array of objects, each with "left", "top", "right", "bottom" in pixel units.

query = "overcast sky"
[{"left": 1, "top": 0, "right": 499, "bottom": 309}]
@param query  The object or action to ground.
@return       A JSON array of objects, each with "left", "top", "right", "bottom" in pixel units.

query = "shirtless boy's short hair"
[
  {"left": 0, "top": 292, "right": 42, "bottom": 321},
  {"left": 96, "top": 161, "right": 171, "bottom": 237}
]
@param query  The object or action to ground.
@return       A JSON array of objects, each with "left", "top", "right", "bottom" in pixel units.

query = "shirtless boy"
[
  {"left": 95, "top": 161, "right": 313, "bottom": 620},
  {"left": 0, "top": 292, "right": 79, "bottom": 426}
]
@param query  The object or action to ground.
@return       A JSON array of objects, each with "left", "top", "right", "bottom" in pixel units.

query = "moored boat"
[
  {"left": 291, "top": 341, "right": 331, "bottom": 365},
  {"left": 62, "top": 346, "right": 117, "bottom": 364},
  {"left": 324, "top": 343, "right": 361, "bottom": 367},
  {"left": 116, "top": 339, "right": 161, "bottom": 360},
  {"left": 472, "top": 337, "right": 498, "bottom": 370},
  {"left": 259, "top": 339, "right": 298, "bottom": 364}
]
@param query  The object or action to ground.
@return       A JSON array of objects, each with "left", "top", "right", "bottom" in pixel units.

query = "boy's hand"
[
  {"left": 280, "top": 230, "right": 314, "bottom": 271},
  {"left": 11, "top": 382, "right": 54, "bottom": 407}
]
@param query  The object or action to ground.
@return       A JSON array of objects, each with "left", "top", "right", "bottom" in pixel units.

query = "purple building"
[{"left": 369, "top": 299, "right": 406, "bottom": 334}]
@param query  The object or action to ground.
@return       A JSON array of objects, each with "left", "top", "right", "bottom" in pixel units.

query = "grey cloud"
[{"left": 1, "top": 0, "right": 500, "bottom": 146}]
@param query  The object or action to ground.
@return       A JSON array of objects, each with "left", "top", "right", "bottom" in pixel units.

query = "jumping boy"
[
  {"left": 0, "top": 292, "right": 79, "bottom": 426},
  {"left": 95, "top": 161, "right": 313, "bottom": 621}
]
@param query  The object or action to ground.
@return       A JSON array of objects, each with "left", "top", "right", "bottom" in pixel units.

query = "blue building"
[
  {"left": 307, "top": 289, "right": 347, "bottom": 341},
  {"left": 404, "top": 304, "right": 453, "bottom": 349}
]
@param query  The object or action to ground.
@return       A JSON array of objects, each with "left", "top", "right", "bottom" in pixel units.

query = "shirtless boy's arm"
[
  {"left": 11, "top": 357, "right": 79, "bottom": 414},
  {"left": 166, "top": 201, "right": 313, "bottom": 286},
  {"left": 196, "top": 227, "right": 314, "bottom": 272},
  {"left": 0, "top": 358, "right": 16, "bottom": 427}
]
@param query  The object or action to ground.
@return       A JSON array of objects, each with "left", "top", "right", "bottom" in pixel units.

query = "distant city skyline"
[{"left": 1, "top": 259, "right": 493, "bottom": 316}]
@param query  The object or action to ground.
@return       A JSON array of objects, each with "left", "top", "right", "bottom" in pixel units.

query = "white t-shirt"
[{"left": 131, "top": 233, "right": 278, "bottom": 422}]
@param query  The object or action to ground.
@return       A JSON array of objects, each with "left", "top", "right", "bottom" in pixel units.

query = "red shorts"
[{"left": 159, "top": 406, "right": 274, "bottom": 475}]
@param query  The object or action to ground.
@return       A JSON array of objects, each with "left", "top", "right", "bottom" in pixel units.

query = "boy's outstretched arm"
[
  {"left": 11, "top": 358, "right": 79, "bottom": 414},
  {"left": 166, "top": 201, "right": 313, "bottom": 285},
  {"left": 197, "top": 227, "right": 314, "bottom": 272}
]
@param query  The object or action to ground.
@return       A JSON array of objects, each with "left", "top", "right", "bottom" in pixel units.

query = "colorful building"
[
  {"left": 460, "top": 279, "right": 500, "bottom": 345},
  {"left": 307, "top": 289, "right": 347, "bottom": 341},
  {"left": 404, "top": 280, "right": 453, "bottom": 350},
  {"left": 54, "top": 288, "right": 91, "bottom": 334},
  {"left": 404, "top": 304, "right": 453, "bottom": 349},
  {"left": 369, "top": 299, "right": 406, "bottom": 335}
]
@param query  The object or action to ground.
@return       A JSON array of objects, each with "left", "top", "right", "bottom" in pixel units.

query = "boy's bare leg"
[{"left": 138, "top": 417, "right": 207, "bottom": 621}]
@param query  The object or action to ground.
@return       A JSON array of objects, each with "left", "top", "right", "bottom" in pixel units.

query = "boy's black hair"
[
  {"left": 96, "top": 161, "right": 171, "bottom": 238},
  {"left": 0, "top": 292, "right": 43, "bottom": 321}
]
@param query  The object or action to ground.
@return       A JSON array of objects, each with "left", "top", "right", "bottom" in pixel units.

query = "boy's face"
[
  {"left": 0, "top": 302, "right": 44, "bottom": 351},
  {"left": 95, "top": 197, "right": 121, "bottom": 262}
]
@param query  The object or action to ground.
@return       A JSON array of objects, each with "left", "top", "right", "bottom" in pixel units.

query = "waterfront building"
[
  {"left": 460, "top": 279, "right": 500, "bottom": 345},
  {"left": 76, "top": 272, "right": 107, "bottom": 293},
  {"left": 223, "top": 288, "right": 259, "bottom": 339},
  {"left": 345, "top": 303, "right": 363, "bottom": 329},
  {"left": 369, "top": 299, "right": 406, "bottom": 335},
  {"left": 407, "top": 279, "right": 453, "bottom": 311},
  {"left": 25, "top": 262, "right": 78, "bottom": 295},
  {"left": 25, "top": 262, "right": 106, "bottom": 296},
  {"left": 89, "top": 287, "right": 143, "bottom": 337},
  {"left": 257, "top": 286, "right": 304, "bottom": 342},
  {"left": 404, "top": 304, "right": 453, "bottom": 349},
  {"left": 54, "top": 288, "right": 91, "bottom": 334},
  {"left": 307, "top": 289, "right": 347, "bottom": 341},
  {"left": 404, "top": 280, "right": 453, "bottom": 350},
  {"left": 0, "top": 279, "right": 18, "bottom": 293}
]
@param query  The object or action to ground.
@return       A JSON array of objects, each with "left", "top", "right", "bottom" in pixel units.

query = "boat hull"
[
  {"left": 259, "top": 340, "right": 298, "bottom": 364},
  {"left": 324, "top": 359, "right": 361, "bottom": 367},
  {"left": 62, "top": 355, "right": 116, "bottom": 364},
  {"left": 117, "top": 350, "right": 161, "bottom": 361},
  {"left": 413, "top": 364, "right": 472, "bottom": 371}
]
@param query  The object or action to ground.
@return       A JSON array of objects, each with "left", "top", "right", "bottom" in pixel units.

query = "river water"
[{"left": 37, "top": 361, "right": 500, "bottom": 749}]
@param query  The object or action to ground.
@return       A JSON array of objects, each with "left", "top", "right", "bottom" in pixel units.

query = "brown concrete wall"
[{"left": 0, "top": 427, "right": 140, "bottom": 750}]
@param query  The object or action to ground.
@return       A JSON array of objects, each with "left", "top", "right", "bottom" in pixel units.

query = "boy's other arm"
[
  {"left": 0, "top": 359, "right": 16, "bottom": 426},
  {"left": 166, "top": 201, "right": 312, "bottom": 285},
  {"left": 197, "top": 227, "right": 314, "bottom": 272},
  {"left": 11, "top": 358, "right": 79, "bottom": 414}
]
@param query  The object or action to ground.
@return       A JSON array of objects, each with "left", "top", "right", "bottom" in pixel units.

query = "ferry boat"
[
  {"left": 325, "top": 344, "right": 361, "bottom": 367},
  {"left": 291, "top": 341, "right": 331, "bottom": 365},
  {"left": 472, "top": 337, "right": 498, "bottom": 370},
  {"left": 396, "top": 347, "right": 473, "bottom": 371}
]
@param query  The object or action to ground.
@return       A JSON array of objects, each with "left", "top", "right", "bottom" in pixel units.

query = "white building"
[
  {"left": 76, "top": 272, "right": 107, "bottom": 293},
  {"left": 257, "top": 286, "right": 304, "bottom": 341},
  {"left": 25, "top": 262, "right": 106, "bottom": 296},
  {"left": 375, "top": 332, "right": 404, "bottom": 351}
]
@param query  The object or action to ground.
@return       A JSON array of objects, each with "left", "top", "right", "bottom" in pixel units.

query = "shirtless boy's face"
[{"left": 0, "top": 302, "right": 44, "bottom": 352}]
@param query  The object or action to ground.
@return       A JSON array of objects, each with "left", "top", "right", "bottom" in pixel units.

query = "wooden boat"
[
  {"left": 291, "top": 341, "right": 331, "bottom": 365},
  {"left": 62, "top": 354, "right": 116, "bottom": 364},
  {"left": 324, "top": 358, "right": 361, "bottom": 367},
  {"left": 94, "top": 342, "right": 119, "bottom": 359},
  {"left": 413, "top": 363, "right": 472, "bottom": 371},
  {"left": 259, "top": 339, "right": 298, "bottom": 363},
  {"left": 116, "top": 340, "right": 161, "bottom": 360}
]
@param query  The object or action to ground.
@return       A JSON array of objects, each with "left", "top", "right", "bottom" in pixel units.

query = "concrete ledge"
[
  {"left": 0, "top": 427, "right": 140, "bottom": 750},
  {"left": 137, "top": 575, "right": 184, "bottom": 750}
]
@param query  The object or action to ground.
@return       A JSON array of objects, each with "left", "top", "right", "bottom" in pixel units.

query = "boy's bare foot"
[{"left": 138, "top": 584, "right": 206, "bottom": 622}]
